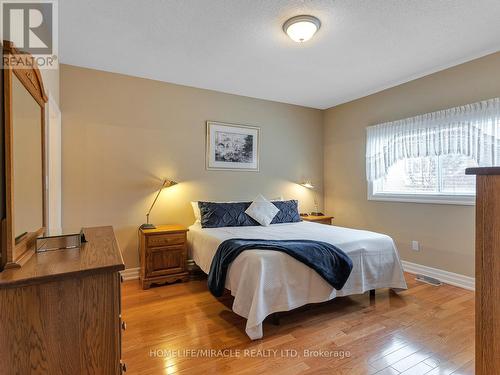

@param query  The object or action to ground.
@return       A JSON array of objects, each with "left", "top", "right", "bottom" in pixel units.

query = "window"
[
  {"left": 366, "top": 98, "right": 500, "bottom": 205},
  {"left": 370, "top": 154, "right": 478, "bottom": 204}
]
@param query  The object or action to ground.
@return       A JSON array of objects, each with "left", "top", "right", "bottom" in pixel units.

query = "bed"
[{"left": 187, "top": 220, "right": 407, "bottom": 339}]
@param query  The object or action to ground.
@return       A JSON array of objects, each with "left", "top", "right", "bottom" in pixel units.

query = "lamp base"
[{"left": 139, "top": 223, "right": 156, "bottom": 230}]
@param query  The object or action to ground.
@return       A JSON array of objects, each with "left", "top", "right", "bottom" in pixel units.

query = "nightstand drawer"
[
  {"left": 146, "top": 246, "right": 186, "bottom": 277},
  {"left": 300, "top": 215, "right": 333, "bottom": 225},
  {"left": 147, "top": 233, "right": 185, "bottom": 248},
  {"left": 314, "top": 218, "right": 332, "bottom": 225}
]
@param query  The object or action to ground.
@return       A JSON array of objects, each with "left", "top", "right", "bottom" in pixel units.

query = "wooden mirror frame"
[{"left": 1, "top": 40, "right": 48, "bottom": 269}]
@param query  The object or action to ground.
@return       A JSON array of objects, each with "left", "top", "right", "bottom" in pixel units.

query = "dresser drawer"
[{"left": 147, "top": 233, "right": 185, "bottom": 248}]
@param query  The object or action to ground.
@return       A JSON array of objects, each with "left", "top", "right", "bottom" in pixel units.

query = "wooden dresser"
[
  {"left": 465, "top": 167, "right": 500, "bottom": 375},
  {"left": 0, "top": 226, "right": 126, "bottom": 375},
  {"left": 139, "top": 225, "right": 189, "bottom": 289}
]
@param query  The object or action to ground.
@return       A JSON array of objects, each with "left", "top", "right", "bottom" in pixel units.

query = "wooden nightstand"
[
  {"left": 139, "top": 225, "right": 189, "bottom": 289},
  {"left": 300, "top": 215, "right": 334, "bottom": 225}
]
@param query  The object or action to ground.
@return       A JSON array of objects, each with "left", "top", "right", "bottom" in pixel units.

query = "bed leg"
[
  {"left": 369, "top": 289, "right": 376, "bottom": 300},
  {"left": 271, "top": 313, "right": 280, "bottom": 326}
]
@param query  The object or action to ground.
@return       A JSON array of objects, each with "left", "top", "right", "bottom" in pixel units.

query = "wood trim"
[
  {"left": 0, "top": 219, "right": 6, "bottom": 270},
  {"left": 3, "top": 61, "right": 14, "bottom": 265},
  {"left": 2, "top": 41, "right": 48, "bottom": 105},
  {"left": 41, "top": 105, "right": 47, "bottom": 230},
  {"left": 474, "top": 174, "right": 500, "bottom": 374},
  {"left": 4, "top": 228, "right": 44, "bottom": 270},
  {"left": 2, "top": 40, "right": 48, "bottom": 267},
  {"left": 0, "top": 42, "right": 4, "bottom": 270},
  {"left": 475, "top": 176, "right": 484, "bottom": 374}
]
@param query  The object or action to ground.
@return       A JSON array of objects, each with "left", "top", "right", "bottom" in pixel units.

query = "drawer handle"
[
  {"left": 120, "top": 361, "right": 127, "bottom": 373},
  {"left": 121, "top": 321, "right": 127, "bottom": 331}
]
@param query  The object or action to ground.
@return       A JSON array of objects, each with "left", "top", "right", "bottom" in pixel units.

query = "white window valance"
[{"left": 366, "top": 97, "right": 500, "bottom": 182}]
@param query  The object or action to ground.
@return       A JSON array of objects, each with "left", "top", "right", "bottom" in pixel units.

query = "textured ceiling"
[{"left": 60, "top": 0, "right": 500, "bottom": 109}]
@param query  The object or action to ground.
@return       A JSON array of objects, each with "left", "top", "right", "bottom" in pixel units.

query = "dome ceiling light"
[{"left": 283, "top": 15, "right": 321, "bottom": 43}]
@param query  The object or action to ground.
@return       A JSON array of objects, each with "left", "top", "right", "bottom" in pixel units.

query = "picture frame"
[{"left": 206, "top": 121, "right": 260, "bottom": 171}]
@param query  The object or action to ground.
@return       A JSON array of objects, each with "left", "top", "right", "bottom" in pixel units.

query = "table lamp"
[
  {"left": 301, "top": 181, "right": 323, "bottom": 216},
  {"left": 140, "top": 179, "right": 177, "bottom": 230}
]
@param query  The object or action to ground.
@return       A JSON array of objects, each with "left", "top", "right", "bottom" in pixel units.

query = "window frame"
[
  {"left": 367, "top": 153, "right": 477, "bottom": 205},
  {"left": 367, "top": 182, "right": 475, "bottom": 205}
]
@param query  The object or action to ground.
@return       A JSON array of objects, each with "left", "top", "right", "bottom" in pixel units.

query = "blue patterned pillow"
[
  {"left": 270, "top": 200, "right": 301, "bottom": 224},
  {"left": 198, "top": 202, "right": 258, "bottom": 228}
]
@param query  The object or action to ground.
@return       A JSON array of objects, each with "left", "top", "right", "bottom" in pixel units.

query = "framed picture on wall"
[{"left": 206, "top": 121, "right": 260, "bottom": 171}]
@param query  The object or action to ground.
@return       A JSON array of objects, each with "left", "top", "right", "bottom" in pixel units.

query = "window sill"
[{"left": 368, "top": 193, "right": 475, "bottom": 206}]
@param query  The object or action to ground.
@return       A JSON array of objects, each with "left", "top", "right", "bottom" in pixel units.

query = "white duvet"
[{"left": 187, "top": 221, "right": 407, "bottom": 340}]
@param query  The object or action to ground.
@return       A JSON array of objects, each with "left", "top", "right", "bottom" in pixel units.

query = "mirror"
[
  {"left": 12, "top": 75, "right": 43, "bottom": 242},
  {"left": 1, "top": 40, "right": 48, "bottom": 269}
]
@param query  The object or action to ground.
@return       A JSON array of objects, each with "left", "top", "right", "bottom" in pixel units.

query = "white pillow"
[
  {"left": 191, "top": 201, "right": 201, "bottom": 222},
  {"left": 245, "top": 195, "right": 279, "bottom": 227}
]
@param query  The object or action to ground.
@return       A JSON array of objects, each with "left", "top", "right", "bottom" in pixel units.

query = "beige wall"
[
  {"left": 61, "top": 65, "right": 324, "bottom": 268},
  {"left": 324, "top": 51, "right": 500, "bottom": 277}
]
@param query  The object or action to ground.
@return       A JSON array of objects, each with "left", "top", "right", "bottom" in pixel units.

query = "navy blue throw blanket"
[{"left": 208, "top": 239, "right": 353, "bottom": 297}]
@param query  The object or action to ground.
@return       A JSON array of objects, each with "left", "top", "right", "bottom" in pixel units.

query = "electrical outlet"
[{"left": 412, "top": 241, "right": 420, "bottom": 251}]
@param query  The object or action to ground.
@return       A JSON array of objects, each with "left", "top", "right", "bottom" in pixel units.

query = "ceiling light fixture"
[{"left": 283, "top": 15, "right": 321, "bottom": 43}]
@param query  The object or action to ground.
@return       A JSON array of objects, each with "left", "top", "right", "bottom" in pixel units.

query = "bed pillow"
[
  {"left": 270, "top": 200, "right": 301, "bottom": 224},
  {"left": 192, "top": 197, "right": 282, "bottom": 223},
  {"left": 245, "top": 195, "right": 280, "bottom": 227},
  {"left": 191, "top": 201, "right": 202, "bottom": 222},
  {"left": 198, "top": 201, "right": 259, "bottom": 228},
  {"left": 192, "top": 200, "right": 248, "bottom": 223}
]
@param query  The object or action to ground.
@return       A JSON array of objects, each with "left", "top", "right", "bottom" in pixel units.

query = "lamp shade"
[
  {"left": 163, "top": 179, "right": 177, "bottom": 188},
  {"left": 301, "top": 181, "right": 315, "bottom": 189}
]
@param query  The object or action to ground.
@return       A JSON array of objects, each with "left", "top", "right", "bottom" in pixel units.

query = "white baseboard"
[
  {"left": 402, "top": 260, "right": 475, "bottom": 291},
  {"left": 119, "top": 262, "right": 475, "bottom": 291},
  {"left": 120, "top": 267, "right": 140, "bottom": 281},
  {"left": 119, "top": 260, "right": 199, "bottom": 281}
]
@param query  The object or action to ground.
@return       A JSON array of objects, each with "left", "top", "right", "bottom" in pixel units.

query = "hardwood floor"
[{"left": 121, "top": 273, "right": 474, "bottom": 375}]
